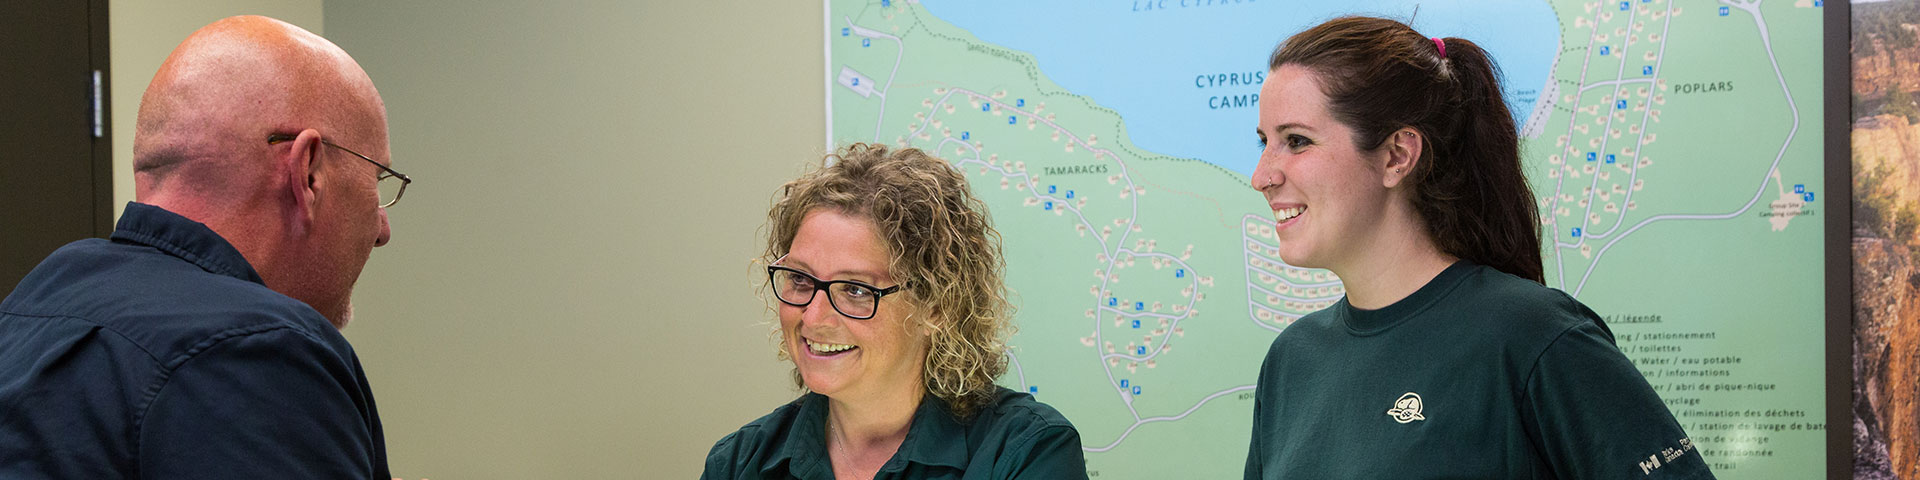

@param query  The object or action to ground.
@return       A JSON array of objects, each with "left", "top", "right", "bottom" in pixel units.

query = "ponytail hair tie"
[{"left": 1432, "top": 37, "right": 1447, "bottom": 58}]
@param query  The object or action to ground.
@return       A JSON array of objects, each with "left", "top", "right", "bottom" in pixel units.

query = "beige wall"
[
  {"left": 111, "top": 2, "right": 816, "bottom": 476},
  {"left": 110, "top": 0, "right": 325, "bottom": 210},
  {"left": 321, "top": 1, "right": 818, "bottom": 478}
]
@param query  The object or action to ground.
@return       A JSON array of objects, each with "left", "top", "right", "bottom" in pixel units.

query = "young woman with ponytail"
[{"left": 1243, "top": 16, "right": 1713, "bottom": 479}]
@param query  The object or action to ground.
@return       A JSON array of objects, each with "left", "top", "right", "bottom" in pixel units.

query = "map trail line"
[
  {"left": 1570, "top": 0, "right": 1675, "bottom": 243},
  {"left": 1549, "top": 0, "right": 1663, "bottom": 288},
  {"left": 1548, "top": 0, "right": 1610, "bottom": 289},
  {"left": 1567, "top": 0, "right": 1666, "bottom": 243},
  {"left": 1084, "top": 385, "right": 1257, "bottom": 452},
  {"left": 843, "top": 15, "right": 904, "bottom": 142}
]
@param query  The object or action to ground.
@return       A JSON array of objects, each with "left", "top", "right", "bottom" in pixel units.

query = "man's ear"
[
  {"left": 277, "top": 129, "right": 324, "bottom": 236},
  {"left": 1381, "top": 127, "right": 1424, "bottom": 189}
]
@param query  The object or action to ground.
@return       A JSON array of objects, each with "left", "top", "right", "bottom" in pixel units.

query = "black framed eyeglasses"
[
  {"left": 767, "top": 265, "right": 904, "bottom": 320},
  {"left": 267, "top": 133, "right": 412, "bottom": 208}
]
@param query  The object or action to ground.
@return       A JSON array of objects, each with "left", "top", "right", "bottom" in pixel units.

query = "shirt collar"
[
  {"left": 1340, "top": 259, "right": 1475, "bottom": 334},
  {"left": 764, "top": 394, "right": 832, "bottom": 478},
  {"left": 886, "top": 392, "right": 969, "bottom": 470},
  {"left": 110, "top": 202, "right": 265, "bottom": 286},
  {"left": 766, "top": 392, "right": 970, "bottom": 477}
]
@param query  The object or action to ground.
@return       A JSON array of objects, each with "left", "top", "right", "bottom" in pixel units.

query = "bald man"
[{"left": 0, "top": 16, "right": 396, "bottom": 478}]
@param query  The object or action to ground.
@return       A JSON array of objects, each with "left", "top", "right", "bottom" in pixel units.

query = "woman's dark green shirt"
[
  {"left": 1245, "top": 261, "right": 1714, "bottom": 479},
  {"left": 703, "top": 387, "right": 1087, "bottom": 480}
]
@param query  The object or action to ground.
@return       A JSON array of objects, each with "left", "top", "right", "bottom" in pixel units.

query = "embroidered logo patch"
[{"left": 1386, "top": 392, "right": 1425, "bottom": 424}]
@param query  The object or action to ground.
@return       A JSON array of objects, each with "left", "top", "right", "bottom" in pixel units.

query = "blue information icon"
[
  {"left": 1572, "top": 227, "right": 1583, "bottom": 238},
  {"left": 1643, "top": 66, "right": 1653, "bottom": 75},
  {"left": 1606, "top": 154, "right": 1616, "bottom": 164},
  {"left": 1720, "top": 6, "right": 1730, "bottom": 15},
  {"left": 862, "top": 38, "right": 870, "bottom": 47},
  {"left": 1048, "top": 185, "right": 1057, "bottom": 193},
  {"left": 1805, "top": 192, "right": 1816, "bottom": 202},
  {"left": 841, "top": 27, "right": 850, "bottom": 37},
  {"left": 1600, "top": 46, "right": 1610, "bottom": 56},
  {"left": 1065, "top": 190, "right": 1075, "bottom": 199},
  {"left": 1109, "top": 297, "right": 1117, "bottom": 307},
  {"left": 1135, "top": 301, "right": 1144, "bottom": 311},
  {"left": 1176, "top": 269, "right": 1184, "bottom": 278},
  {"left": 1120, "top": 379, "right": 1129, "bottom": 388},
  {"left": 1616, "top": 100, "right": 1627, "bottom": 110},
  {"left": 1044, "top": 201, "right": 1052, "bottom": 211},
  {"left": 1029, "top": 386, "right": 1038, "bottom": 393},
  {"left": 1017, "top": 99, "right": 1025, "bottom": 107},
  {"left": 1620, "top": 2, "right": 1629, "bottom": 10},
  {"left": 1132, "top": 319, "right": 1141, "bottom": 328},
  {"left": 1587, "top": 152, "right": 1597, "bottom": 162},
  {"left": 1136, "top": 346, "right": 1146, "bottom": 355},
  {"left": 982, "top": 103, "right": 990, "bottom": 112},
  {"left": 961, "top": 131, "right": 970, "bottom": 140},
  {"left": 1009, "top": 116, "right": 1017, "bottom": 125},
  {"left": 1133, "top": 386, "right": 1142, "bottom": 395},
  {"left": 1794, "top": 184, "right": 1805, "bottom": 194}
]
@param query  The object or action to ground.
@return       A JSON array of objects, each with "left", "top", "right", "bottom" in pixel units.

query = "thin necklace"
[
  {"left": 829, "top": 416, "right": 883, "bottom": 480},
  {"left": 828, "top": 416, "right": 851, "bottom": 473},
  {"left": 828, "top": 417, "right": 846, "bottom": 455}
]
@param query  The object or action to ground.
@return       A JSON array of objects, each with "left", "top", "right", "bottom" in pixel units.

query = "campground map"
[{"left": 827, "top": 1, "right": 1825, "bottom": 477}]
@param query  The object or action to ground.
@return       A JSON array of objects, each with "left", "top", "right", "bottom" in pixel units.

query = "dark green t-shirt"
[
  {"left": 703, "top": 387, "right": 1088, "bottom": 480},
  {"left": 1244, "top": 261, "right": 1714, "bottom": 479}
]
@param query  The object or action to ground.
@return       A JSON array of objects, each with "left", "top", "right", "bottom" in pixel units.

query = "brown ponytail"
[{"left": 1269, "top": 16, "right": 1543, "bottom": 284}]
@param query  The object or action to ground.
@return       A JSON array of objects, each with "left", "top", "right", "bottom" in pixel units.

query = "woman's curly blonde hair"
[{"left": 763, "top": 143, "right": 1014, "bottom": 419}]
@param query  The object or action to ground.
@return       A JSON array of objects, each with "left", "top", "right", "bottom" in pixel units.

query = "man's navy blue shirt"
[{"left": 0, "top": 202, "right": 389, "bottom": 478}]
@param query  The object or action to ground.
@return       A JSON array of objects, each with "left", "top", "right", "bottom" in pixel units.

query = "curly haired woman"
[{"left": 702, "top": 143, "right": 1087, "bottom": 480}]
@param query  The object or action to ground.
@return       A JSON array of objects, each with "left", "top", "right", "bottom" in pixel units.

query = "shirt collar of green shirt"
[{"left": 767, "top": 392, "right": 969, "bottom": 477}]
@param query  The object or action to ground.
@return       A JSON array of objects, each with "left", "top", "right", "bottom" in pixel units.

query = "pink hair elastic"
[{"left": 1432, "top": 37, "right": 1447, "bottom": 58}]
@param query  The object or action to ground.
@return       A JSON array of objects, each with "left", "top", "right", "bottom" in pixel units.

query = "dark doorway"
[{"left": 0, "top": 0, "right": 112, "bottom": 294}]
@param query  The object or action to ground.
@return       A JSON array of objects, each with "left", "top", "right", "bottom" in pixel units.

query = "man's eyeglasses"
[
  {"left": 767, "top": 265, "right": 905, "bottom": 320},
  {"left": 267, "top": 134, "right": 411, "bottom": 208}
]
